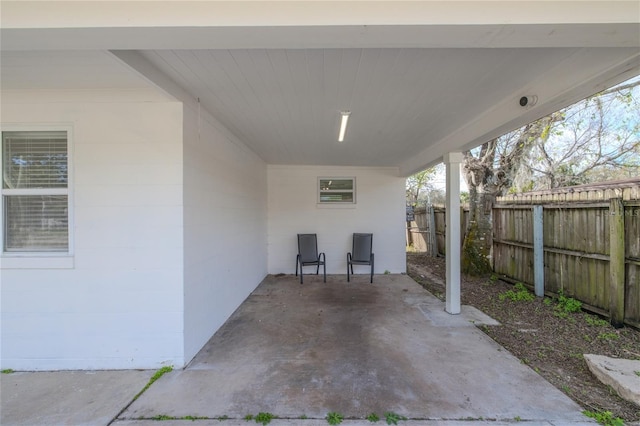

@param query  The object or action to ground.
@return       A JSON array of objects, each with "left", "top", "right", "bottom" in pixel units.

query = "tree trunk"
[{"left": 462, "top": 148, "right": 499, "bottom": 275}]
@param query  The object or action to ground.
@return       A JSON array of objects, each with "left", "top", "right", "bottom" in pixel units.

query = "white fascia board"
[
  {"left": 1, "top": 2, "right": 638, "bottom": 50},
  {"left": 3, "top": 1, "right": 639, "bottom": 29}
]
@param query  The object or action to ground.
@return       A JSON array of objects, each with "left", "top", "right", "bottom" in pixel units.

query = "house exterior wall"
[
  {"left": 182, "top": 105, "right": 267, "bottom": 363},
  {"left": 267, "top": 165, "right": 406, "bottom": 276},
  {"left": 0, "top": 92, "right": 185, "bottom": 370}
]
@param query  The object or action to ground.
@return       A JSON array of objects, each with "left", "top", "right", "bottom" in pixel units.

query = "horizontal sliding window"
[{"left": 318, "top": 177, "right": 356, "bottom": 204}]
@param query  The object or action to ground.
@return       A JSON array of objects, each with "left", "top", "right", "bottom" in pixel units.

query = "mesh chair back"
[
  {"left": 298, "top": 234, "right": 319, "bottom": 263},
  {"left": 352, "top": 233, "right": 373, "bottom": 262}
]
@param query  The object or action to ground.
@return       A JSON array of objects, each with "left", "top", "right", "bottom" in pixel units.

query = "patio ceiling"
[{"left": 1, "top": 1, "right": 639, "bottom": 176}]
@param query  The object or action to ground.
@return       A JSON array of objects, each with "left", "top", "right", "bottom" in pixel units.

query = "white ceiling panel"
[{"left": 139, "top": 47, "right": 598, "bottom": 167}]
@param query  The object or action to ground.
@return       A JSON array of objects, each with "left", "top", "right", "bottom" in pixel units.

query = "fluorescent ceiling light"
[{"left": 338, "top": 111, "right": 350, "bottom": 142}]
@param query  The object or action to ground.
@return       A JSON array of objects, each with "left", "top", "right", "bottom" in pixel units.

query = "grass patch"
[
  {"left": 326, "top": 411, "right": 344, "bottom": 425},
  {"left": 133, "top": 366, "right": 173, "bottom": 402},
  {"left": 142, "top": 414, "right": 207, "bottom": 421},
  {"left": 254, "top": 412, "right": 275, "bottom": 425},
  {"left": 150, "top": 414, "right": 174, "bottom": 420},
  {"left": 583, "top": 410, "right": 625, "bottom": 426},
  {"left": 1, "top": 369, "right": 15, "bottom": 374},
  {"left": 367, "top": 412, "right": 380, "bottom": 422},
  {"left": 552, "top": 292, "right": 582, "bottom": 319},
  {"left": 499, "top": 283, "right": 535, "bottom": 302},
  {"left": 585, "top": 316, "right": 609, "bottom": 327},
  {"left": 384, "top": 411, "right": 407, "bottom": 425},
  {"left": 598, "top": 332, "right": 620, "bottom": 341}
]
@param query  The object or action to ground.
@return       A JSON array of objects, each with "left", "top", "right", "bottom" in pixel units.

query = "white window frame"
[
  {"left": 0, "top": 125, "right": 74, "bottom": 269},
  {"left": 317, "top": 177, "right": 356, "bottom": 205}
]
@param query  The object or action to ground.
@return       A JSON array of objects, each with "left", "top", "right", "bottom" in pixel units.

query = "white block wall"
[
  {"left": 268, "top": 165, "right": 406, "bottom": 276},
  {"left": 182, "top": 105, "right": 267, "bottom": 363},
  {"left": 0, "top": 92, "right": 185, "bottom": 370}
]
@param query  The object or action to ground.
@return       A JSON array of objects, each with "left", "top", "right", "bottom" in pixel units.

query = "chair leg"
[
  {"left": 296, "top": 255, "right": 299, "bottom": 277},
  {"left": 323, "top": 262, "right": 326, "bottom": 283},
  {"left": 370, "top": 254, "right": 374, "bottom": 283},
  {"left": 347, "top": 254, "right": 350, "bottom": 282}
]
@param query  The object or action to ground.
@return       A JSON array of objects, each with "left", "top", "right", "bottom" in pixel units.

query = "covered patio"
[
  {"left": 119, "top": 274, "right": 584, "bottom": 423},
  {"left": 1, "top": 1, "right": 639, "bottom": 372}
]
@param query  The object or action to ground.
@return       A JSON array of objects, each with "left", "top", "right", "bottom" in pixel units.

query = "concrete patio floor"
[{"left": 1, "top": 274, "right": 594, "bottom": 425}]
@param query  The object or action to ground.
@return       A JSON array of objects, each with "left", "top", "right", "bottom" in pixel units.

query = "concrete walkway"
[{"left": 1, "top": 274, "right": 594, "bottom": 425}]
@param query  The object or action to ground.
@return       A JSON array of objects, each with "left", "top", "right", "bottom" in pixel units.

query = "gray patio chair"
[
  {"left": 296, "top": 233, "right": 326, "bottom": 284},
  {"left": 347, "top": 233, "right": 374, "bottom": 283}
]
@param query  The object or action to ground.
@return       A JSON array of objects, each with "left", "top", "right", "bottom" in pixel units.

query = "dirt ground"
[{"left": 406, "top": 253, "right": 640, "bottom": 423}]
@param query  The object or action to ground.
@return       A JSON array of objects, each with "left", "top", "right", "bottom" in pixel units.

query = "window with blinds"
[
  {"left": 2, "top": 131, "right": 69, "bottom": 252},
  {"left": 318, "top": 177, "right": 356, "bottom": 203}
]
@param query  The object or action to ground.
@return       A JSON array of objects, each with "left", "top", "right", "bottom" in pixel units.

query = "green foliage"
[
  {"left": 244, "top": 414, "right": 254, "bottom": 421},
  {"left": 217, "top": 415, "right": 229, "bottom": 421},
  {"left": 299, "top": 414, "right": 308, "bottom": 419},
  {"left": 255, "top": 412, "right": 275, "bottom": 425},
  {"left": 556, "top": 292, "right": 582, "bottom": 313},
  {"left": 367, "top": 412, "right": 380, "bottom": 422},
  {"left": 1, "top": 369, "right": 15, "bottom": 374},
  {"left": 499, "top": 283, "right": 535, "bottom": 302},
  {"left": 142, "top": 414, "right": 209, "bottom": 421},
  {"left": 326, "top": 412, "right": 344, "bottom": 425},
  {"left": 585, "top": 316, "right": 609, "bottom": 327},
  {"left": 635, "top": 371, "right": 640, "bottom": 377},
  {"left": 384, "top": 412, "right": 407, "bottom": 425},
  {"left": 406, "top": 168, "right": 437, "bottom": 205},
  {"left": 597, "top": 332, "right": 620, "bottom": 341},
  {"left": 151, "top": 414, "right": 174, "bottom": 420},
  {"left": 133, "top": 366, "right": 173, "bottom": 401},
  {"left": 551, "top": 292, "right": 582, "bottom": 319},
  {"left": 582, "top": 410, "right": 625, "bottom": 426}
]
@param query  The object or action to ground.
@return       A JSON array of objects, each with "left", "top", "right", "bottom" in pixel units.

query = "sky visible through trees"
[{"left": 408, "top": 74, "right": 640, "bottom": 205}]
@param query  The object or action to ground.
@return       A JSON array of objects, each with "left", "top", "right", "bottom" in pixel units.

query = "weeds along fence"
[{"left": 494, "top": 182, "right": 640, "bottom": 328}]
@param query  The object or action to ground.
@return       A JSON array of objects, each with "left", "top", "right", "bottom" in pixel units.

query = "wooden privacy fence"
[
  {"left": 494, "top": 183, "right": 640, "bottom": 328},
  {"left": 406, "top": 205, "right": 469, "bottom": 257}
]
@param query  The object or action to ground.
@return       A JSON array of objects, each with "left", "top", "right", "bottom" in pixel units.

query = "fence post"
[
  {"left": 609, "top": 198, "right": 625, "bottom": 328},
  {"left": 428, "top": 205, "right": 438, "bottom": 257},
  {"left": 533, "top": 205, "right": 544, "bottom": 297}
]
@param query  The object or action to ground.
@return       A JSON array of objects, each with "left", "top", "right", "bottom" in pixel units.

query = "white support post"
[
  {"left": 533, "top": 205, "right": 545, "bottom": 297},
  {"left": 444, "top": 152, "right": 463, "bottom": 315}
]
